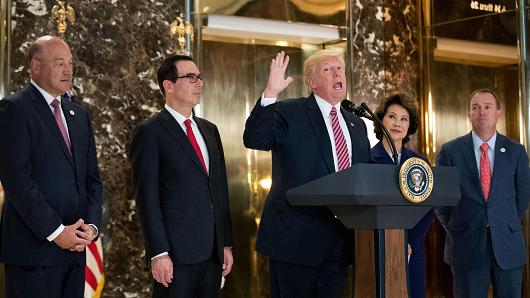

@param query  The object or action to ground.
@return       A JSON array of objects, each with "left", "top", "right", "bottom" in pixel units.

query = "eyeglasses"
[{"left": 176, "top": 73, "right": 205, "bottom": 83}]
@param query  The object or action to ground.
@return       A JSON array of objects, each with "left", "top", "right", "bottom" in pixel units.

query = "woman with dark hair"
[{"left": 371, "top": 94, "right": 434, "bottom": 298}]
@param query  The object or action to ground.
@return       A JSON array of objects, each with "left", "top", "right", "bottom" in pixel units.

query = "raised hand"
[{"left": 263, "top": 51, "right": 294, "bottom": 98}]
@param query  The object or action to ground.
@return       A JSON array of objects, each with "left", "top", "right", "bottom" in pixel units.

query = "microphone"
[
  {"left": 341, "top": 100, "right": 373, "bottom": 121},
  {"left": 341, "top": 100, "right": 399, "bottom": 165}
]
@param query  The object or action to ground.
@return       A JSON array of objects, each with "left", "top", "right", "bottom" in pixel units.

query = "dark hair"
[
  {"left": 468, "top": 88, "right": 501, "bottom": 110},
  {"left": 28, "top": 42, "right": 42, "bottom": 64},
  {"left": 373, "top": 94, "right": 419, "bottom": 145},
  {"left": 157, "top": 55, "right": 194, "bottom": 95}
]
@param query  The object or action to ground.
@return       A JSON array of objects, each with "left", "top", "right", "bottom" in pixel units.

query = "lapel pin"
[
  {"left": 349, "top": 122, "right": 354, "bottom": 127},
  {"left": 500, "top": 147, "right": 506, "bottom": 153},
  {"left": 69, "top": 110, "right": 75, "bottom": 116}
]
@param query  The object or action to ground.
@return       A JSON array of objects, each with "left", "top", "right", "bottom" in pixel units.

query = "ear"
[
  {"left": 31, "top": 58, "right": 40, "bottom": 75},
  {"left": 162, "top": 80, "right": 173, "bottom": 94},
  {"left": 308, "top": 77, "right": 317, "bottom": 90}
]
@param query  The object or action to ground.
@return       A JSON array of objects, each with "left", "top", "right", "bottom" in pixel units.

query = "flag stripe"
[
  {"left": 88, "top": 241, "right": 104, "bottom": 273},
  {"left": 86, "top": 248, "right": 102, "bottom": 282},
  {"left": 85, "top": 265, "right": 98, "bottom": 290}
]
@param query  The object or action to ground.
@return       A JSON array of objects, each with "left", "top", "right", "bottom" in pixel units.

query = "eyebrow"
[
  {"left": 52, "top": 57, "right": 70, "bottom": 62},
  {"left": 388, "top": 111, "right": 409, "bottom": 118}
]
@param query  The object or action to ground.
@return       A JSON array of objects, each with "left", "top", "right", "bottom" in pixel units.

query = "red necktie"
[
  {"left": 50, "top": 99, "right": 71, "bottom": 154},
  {"left": 330, "top": 107, "right": 350, "bottom": 171},
  {"left": 184, "top": 119, "right": 208, "bottom": 175},
  {"left": 480, "top": 143, "right": 491, "bottom": 200}
]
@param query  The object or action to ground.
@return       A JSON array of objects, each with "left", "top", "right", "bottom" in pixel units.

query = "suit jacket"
[
  {"left": 130, "top": 108, "right": 233, "bottom": 265},
  {"left": 436, "top": 132, "right": 530, "bottom": 270},
  {"left": 243, "top": 94, "right": 372, "bottom": 266},
  {"left": 371, "top": 141, "right": 434, "bottom": 251},
  {"left": 0, "top": 84, "right": 102, "bottom": 266}
]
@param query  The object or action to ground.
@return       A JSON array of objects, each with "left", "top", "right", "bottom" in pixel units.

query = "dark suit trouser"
[
  {"left": 452, "top": 230, "right": 523, "bottom": 298},
  {"left": 4, "top": 264, "right": 84, "bottom": 298},
  {"left": 268, "top": 239, "right": 348, "bottom": 298},
  {"left": 152, "top": 255, "right": 222, "bottom": 298},
  {"left": 408, "top": 247, "right": 426, "bottom": 298}
]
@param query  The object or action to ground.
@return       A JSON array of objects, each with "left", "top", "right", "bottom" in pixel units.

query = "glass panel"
[
  {"left": 427, "top": 0, "right": 520, "bottom": 156},
  {"left": 200, "top": 40, "right": 350, "bottom": 298},
  {"left": 422, "top": 1, "right": 524, "bottom": 297}
]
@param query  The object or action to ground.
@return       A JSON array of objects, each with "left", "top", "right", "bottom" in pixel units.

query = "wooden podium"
[{"left": 287, "top": 163, "right": 460, "bottom": 298}]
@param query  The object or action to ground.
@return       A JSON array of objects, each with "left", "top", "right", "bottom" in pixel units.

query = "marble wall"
[{"left": 349, "top": 0, "right": 420, "bottom": 149}]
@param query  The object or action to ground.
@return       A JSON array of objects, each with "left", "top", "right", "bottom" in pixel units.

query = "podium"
[{"left": 287, "top": 163, "right": 460, "bottom": 298}]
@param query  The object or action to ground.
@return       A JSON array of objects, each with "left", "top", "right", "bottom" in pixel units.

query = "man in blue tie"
[
  {"left": 0, "top": 35, "right": 102, "bottom": 298},
  {"left": 436, "top": 89, "right": 530, "bottom": 298},
  {"left": 244, "top": 50, "right": 372, "bottom": 297}
]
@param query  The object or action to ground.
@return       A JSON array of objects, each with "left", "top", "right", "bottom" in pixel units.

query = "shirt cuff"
[
  {"left": 151, "top": 252, "right": 169, "bottom": 260},
  {"left": 88, "top": 224, "right": 99, "bottom": 240},
  {"left": 260, "top": 93, "right": 277, "bottom": 107},
  {"left": 47, "top": 224, "right": 65, "bottom": 241}
]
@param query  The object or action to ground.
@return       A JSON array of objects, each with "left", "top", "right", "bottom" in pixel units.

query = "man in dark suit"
[
  {"left": 0, "top": 36, "right": 102, "bottom": 298},
  {"left": 436, "top": 89, "right": 530, "bottom": 298},
  {"left": 243, "top": 50, "right": 372, "bottom": 297},
  {"left": 130, "top": 55, "right": 234, "bottom": 298}
]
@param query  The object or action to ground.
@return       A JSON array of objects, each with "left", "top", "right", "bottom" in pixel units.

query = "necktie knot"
[
  {"left": 184, "top": 119, "right": 192, "bottom": 129},
  {"left": 50, "top": 98, "right": 60, "bottom": 109},
  {"left": 330, "top": 107, "right": 337, "bottom": 117},
  {"left": 480, "top": 143, "right": 489, "bottom": 153}
]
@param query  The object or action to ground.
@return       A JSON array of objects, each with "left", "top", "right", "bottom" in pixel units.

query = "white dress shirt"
[
  {"left": 260, "top": 93, "right": 352, "bottom": 172},
  {"left": 164, "top": 104, "right": 210, "bottom": 173}
]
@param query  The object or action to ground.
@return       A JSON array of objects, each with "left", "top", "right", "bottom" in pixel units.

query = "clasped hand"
[{"left": 53, "top": 218, "right": 95, "bottom": 252}]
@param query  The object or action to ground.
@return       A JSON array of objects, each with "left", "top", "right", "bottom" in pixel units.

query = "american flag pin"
[
  {"left": 500, "top": 147, "right": 506, "bottom": 153},
  {"left": 69, "top": 110, "right": 75, "bottom": 116}
]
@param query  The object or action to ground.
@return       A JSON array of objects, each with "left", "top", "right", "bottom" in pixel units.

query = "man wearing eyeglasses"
[{"left": 130, "top": 55, "right": 234, "bottom": 298}]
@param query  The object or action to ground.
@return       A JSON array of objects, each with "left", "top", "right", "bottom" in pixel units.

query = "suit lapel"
[
  {"left": 341, "top": 107, "right": 359, "bottom": 165},
  {"left": 489, "top": 134, "right": 506, "bottom": 202},
  {"left": 461, "top": 133, "right": 485, "bottom": 203},
  {"left": 62, "top": 99, "right": 83, "bottom": 169},
  {"left": 158, "top": 109, "right": 208, "bottom": 176},
  {"left": 28, "top": 85, "right": 74, "bottom": 168},
  {"left": 305, "top": 95, "right": 334, "bottom": 173},
  {"left": 195, "top": 116, "right": 218, "bottom": 177}
]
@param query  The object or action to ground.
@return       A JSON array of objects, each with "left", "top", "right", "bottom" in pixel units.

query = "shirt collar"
[
  {"left": 471, "top": 130, "right": 496, "bottom": 152},
  {"left": 31, "top": 80, "right": 60, "bottom": 106},
  {"left": 314, "top": 94, "right": 341, "bottom": 117},
  {"left": 164, "top": 104, "right": 196, "bottom": 126}
]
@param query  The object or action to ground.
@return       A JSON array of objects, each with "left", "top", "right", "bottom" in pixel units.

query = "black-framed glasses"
[{"left": 176, "top": 73, "right": 205, "bottom": 83}]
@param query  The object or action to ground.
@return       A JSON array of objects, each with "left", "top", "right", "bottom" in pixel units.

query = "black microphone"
[
  {"left": 341, "top": 100, "right": 399, "bottom": 165},
  {"left": 341, "top": 100, "right": 373, "bottom": 121}
]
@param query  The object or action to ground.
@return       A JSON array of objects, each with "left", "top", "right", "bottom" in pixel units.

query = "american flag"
[{"left": 84, "top": 238, "right": 105, "bottom": 297}]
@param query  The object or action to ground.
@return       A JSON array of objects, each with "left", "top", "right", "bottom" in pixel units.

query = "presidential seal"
[{"left": 399, "top": 157, "right": 434, "bottom": 203}]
